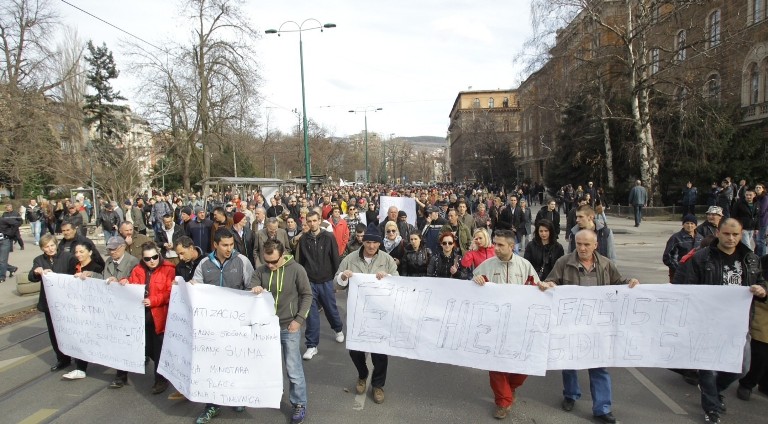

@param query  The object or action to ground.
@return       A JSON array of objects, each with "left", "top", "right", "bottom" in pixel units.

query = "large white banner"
[
  {"left": 547, "top": 285, "right": 752, "bottom": 373},
  {"left": 43, "top": 273, "right": 146, "bottom": 373},
  {"left": 377, "top": 196, "right": 417, "bottom": 226},
  {"left": 346, "top": 275, "right": 754, "bottom": 375},
  {"left": 158, "top": 280, "right": 283, "bottom": 408},
  {"left": 346, "top": 274, "right": 552, "bottom": 375}
]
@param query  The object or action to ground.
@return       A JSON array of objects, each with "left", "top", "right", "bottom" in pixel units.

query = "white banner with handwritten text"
[
  {"left": 43, "top": 273, "right": 146, "bottom": 373},
  {"left": 346, "top": 275, "right": 753, "bottom": 375},
  {"left": 158, "top": 280, "right": 283, "bottom": 408}
]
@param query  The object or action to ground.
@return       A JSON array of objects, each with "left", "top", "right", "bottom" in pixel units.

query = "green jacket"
[
  {"left": 545, "top": 251, "right": 630, "bottom": 286},
  {"left": 440, "top": 222, "right": 472, "bottom": 254},
  {"left": 251, "top": 255, "right": 312, "bottom": 330}
]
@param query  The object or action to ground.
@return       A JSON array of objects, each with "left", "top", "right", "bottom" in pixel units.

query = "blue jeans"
[
  {"left": 562, "top": 368, "right": 612, "bottom": 416},
  {"left": 757, "top": 225, "right": 767, "bottom": 256},
  {"left": 0, "top": 238, "right": 11, "bottom": 278},
  {"left": 30, "top": 220, "right": 42, "bottom": 244},
  {"left": 305, "top": 280, "right": 343, "bottom": 348},
  {"left": 633, "top": 205, "right": 643, "bottom": 226},
  {"left": 103, "top": 229, "right": 117, "bottom": 243},
  {"left": 282, "top": 329, "right": 308, "bottom": 406}
]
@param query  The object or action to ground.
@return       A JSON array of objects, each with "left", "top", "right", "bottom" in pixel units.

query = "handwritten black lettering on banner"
[
  {"left": 346, "top": 275, "right": 753, "bottom": 375},
  {"left": 346, "top": 275, "right": 552, "bottom": 376},
  {"left": 43, "top": 273, "right": 146, "bottom": 373},
  {"left": 547, "top": 285, "right": 751, "bottom": 372},
  {"left": 158, "top": 281, "right": 282, "bottom": 408}
]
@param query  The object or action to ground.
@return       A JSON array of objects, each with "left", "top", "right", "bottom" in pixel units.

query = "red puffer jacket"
[{"left": 128, "top": 260, "right": 175, "bottom": 334}]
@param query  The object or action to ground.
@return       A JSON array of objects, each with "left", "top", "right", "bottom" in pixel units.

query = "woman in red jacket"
[
  {"left": 127, "top": 241, "right": 175, "bottom": 394},
  {"left": 461, "top": 228, "right": 496, "bottom": 272}
]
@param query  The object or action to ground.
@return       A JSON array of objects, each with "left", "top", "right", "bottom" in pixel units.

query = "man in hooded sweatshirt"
[{"left": 251, "top": 239, "right": 312, "bottom": 424}]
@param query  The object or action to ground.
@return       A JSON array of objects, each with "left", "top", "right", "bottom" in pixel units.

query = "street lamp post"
[
  {"left": 265, "top": 20, "right": 336, "bottom": 199},
  {"left": 349, "top": 107, "right": 382, "bottom": 183}
]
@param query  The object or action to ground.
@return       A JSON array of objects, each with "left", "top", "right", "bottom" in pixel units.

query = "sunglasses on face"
[
  {"left": 386, "top": 230, "right": 398, "bottom": 234},
  {"left": 143, "top": 254, "right": 160, "bottom": 262},
  {"left": 264, "top": 258, "right": 280, "bottom": 265},
  {"left": 442, "top": 241, "right": 454, "bottom": 246}
]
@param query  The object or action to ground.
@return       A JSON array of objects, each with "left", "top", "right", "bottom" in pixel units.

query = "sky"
[{"left": 56, "top": 0, "right": 534, "bottom": 138}]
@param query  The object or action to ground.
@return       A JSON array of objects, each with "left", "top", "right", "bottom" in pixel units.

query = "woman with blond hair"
[{"left": 461, "top": 228, "right": 495, "bottom": 271}]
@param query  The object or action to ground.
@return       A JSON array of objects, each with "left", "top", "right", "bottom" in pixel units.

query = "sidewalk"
[{"left": 0, "top": 226, "right": 107, "bottom": 317}]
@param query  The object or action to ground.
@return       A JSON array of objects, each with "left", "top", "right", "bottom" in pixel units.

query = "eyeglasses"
[
  {"left": 386, "top": 230, "right": 398, "bottom": 234},
  {"left": 441, "top": 241, "right": 454, "bottom": 246},
  {"left": 264, "top": 258, "right": 280, "bottom": 265},
  {"left": 143, "top": 254, "right": 160, "bottom": 262}
]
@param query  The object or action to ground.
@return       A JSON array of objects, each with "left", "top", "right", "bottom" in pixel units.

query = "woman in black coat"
[
  {"left": 28, "top": 234, "right": 78, "bottom": 372},
  {"left": 427, "top": 232, "right": 464, "bottom": 279},
  {"left": 523, "top": 219, "right": 565, "bottom": 280},
  {"left": 403, "top": 232, "right": 432, "bottom": 276}
]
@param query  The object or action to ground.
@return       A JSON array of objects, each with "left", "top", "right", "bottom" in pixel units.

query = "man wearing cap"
[
  {"left": 335, "top": 224, "right": 398, "bottom": 404},
  {"left": 697, "top": 206, "right": 723, "bottom": 238},
  {"left": 231, "top": 211, "right": 255, "bottom": 267},
  {"left": 155, "top": 214, "right": 184, "bottom": 265},
  {"left": 396, "top": 211, "right": 417, "bottom": 241},
  {"left": 731, "top": 188, "right": 759, "bottom": 250},
  {"left": 663, "top": 214, "right": 702, "bottom": 283},
  {"left": 103, "top": 236, "right": 141, "bottom": 389},
  {"left": 421, "top": 206, "right": 446, "bottom": 253},
  {"left": 62, "top": 202, "right": 85, "bottom": 236}
]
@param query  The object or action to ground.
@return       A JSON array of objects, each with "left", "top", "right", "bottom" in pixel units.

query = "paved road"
[{"left": 1, "top": 214, "right": 766, "bottom": 423}]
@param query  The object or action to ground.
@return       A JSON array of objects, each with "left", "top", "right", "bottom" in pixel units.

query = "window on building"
[
  {"left": 750, "top": 63, "right": 760, "bottom": 104},
  {"left": 503, "top": 119, "right": 510, "bottom": 132},
  {"left": 708, "top": 10, "right": 721, "bottom": 47},
  {"left": 473, "top": 98, "right": 480, "bottom": 108},
  {"left": 488, "top": 97, "right": 495, "bottom": 108},
  {"left": 676, "top": 30, "right": 686, "bottom": 62},
  {"left": 706, "top": 73, "right": 721, "bottom": 101},
  {"left": 752, "top": 0, "right": 765, "bottom": 24},
  {"left": 650, "top": 48, "right": 660, "bottom": 75},
  {"left": 502, "top": 97, "right": 509, "bottom": 107}
]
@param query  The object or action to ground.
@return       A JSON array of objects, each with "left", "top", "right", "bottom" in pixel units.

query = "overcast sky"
[{"left": 57, "top": 0, "right": 533, "bottom": 138}]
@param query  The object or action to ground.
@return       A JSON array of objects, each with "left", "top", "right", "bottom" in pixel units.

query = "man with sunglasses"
[
  {"left": 251, "top": 240, "right": 312, "bottom": 424},
  {"left": 191, "top": 228, "right": 254, "bottom": 423}
]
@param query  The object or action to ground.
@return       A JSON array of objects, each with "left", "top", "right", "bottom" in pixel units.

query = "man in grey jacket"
[
  {"left": 102, "top": 236, "right": 141, "bottom": 390},
  {"left": 251, "top": 240, "right": 312, "bottom": 424},
  {"left": 191, "top": 227, "right": 254, "bottom": 424}
]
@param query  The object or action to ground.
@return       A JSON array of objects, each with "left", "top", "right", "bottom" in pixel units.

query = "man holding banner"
[
  {"left": 673, "top": 218, "right": 767, "bottom": 424},
  {"left": 539, "top": 229, "right": 640, "bottom": 424},
  {"left": 336, "top": 224, "right": 398, "bottom": 404},
  {"left": 251, "top": 239, "right": 313, "bottom": 424},
  {"left": 471, "top": 229, "right": 540, "bottom": 420}
]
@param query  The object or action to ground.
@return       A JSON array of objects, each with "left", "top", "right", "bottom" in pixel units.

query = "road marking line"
[
  {"left": 627, "top": 367, "right": 687, "bottom": 415},
  {"left": 18, "top": 408, "right": 58, "bottom": 424},
  {"left": 0, "top": 346, "right": 51, "bottom": 373},
  {"left": 352, "top": 356, "right": 374, "bottom": 410}
]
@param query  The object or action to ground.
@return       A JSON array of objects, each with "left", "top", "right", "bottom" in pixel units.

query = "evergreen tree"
[{"left": 82, "top": 40, "right": 128, "bottom": 160}]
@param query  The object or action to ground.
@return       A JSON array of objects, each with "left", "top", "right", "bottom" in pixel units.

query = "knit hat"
[
  {"left": 682, "top": 214, "right": 697, "bottom": 225},
  {"left": 363, "top": 223, "right": 382, "bottom": 243},
  {"left": 397, "top": 211, "right": 407, "bottom": 218},
  {"left": 181, "top": 206, "right": 193, "bottom": 216},
  {"left": 233, "top": 212, "right": 245, "bottom": 224},
  {"left": 124, "top": 200, "right": 132, "bottom": 205},
  {"left": 194, "top": 206, "right": 204, "bottom": 214}
]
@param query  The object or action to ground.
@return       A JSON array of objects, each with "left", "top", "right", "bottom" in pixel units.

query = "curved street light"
[
  {"left": 265, "top": 20, "right": 336, "bottom": 198},
  {"left": 349, "top": 107, "right": 383, "bottom": 183}
]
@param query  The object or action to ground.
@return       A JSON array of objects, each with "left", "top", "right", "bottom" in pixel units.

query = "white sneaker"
[
  {"left": 335, "top": 331, "right": 345, "bottom": 343},
  {"left": 62, "top": 370, "right": 86, "bottom": 380},
  {"left": 302, "top": 347, "right": 318, "bottom": 360}
]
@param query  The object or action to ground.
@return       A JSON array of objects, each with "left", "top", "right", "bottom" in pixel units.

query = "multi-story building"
[{"left": 447, "top": 89, "right": 521, "bottom": 182}]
